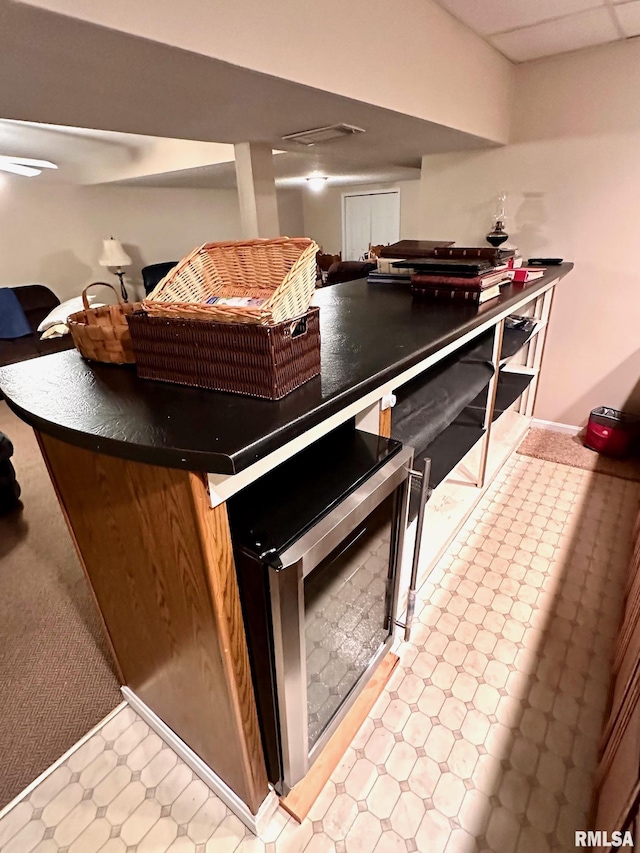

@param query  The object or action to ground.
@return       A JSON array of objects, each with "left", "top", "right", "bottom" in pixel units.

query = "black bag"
[{"left": 0, "top": 433, "right": 20, "bottom": 515}]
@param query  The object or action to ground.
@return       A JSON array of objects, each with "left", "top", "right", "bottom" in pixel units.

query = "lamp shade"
[{"left": 99, "top": 237, "right": 131, "bottom": 268}]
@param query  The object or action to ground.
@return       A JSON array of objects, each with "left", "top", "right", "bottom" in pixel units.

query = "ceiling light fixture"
[
  {"left": 0, "top": 155, "right": 58, "bottom": 178},
  {"left": 306, "top": 175, "right": 328, "bottom": 192}
]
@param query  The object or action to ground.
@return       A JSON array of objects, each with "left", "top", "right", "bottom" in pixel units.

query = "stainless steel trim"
[
  {"left": 401, "top": 456, "right": 431, "bottom": 642},
  {"left": 268, "top": 561, "right": 308, "bottom": 790},
  {"left": 278, "top": 446, "right": 413, "bottom": 578}
]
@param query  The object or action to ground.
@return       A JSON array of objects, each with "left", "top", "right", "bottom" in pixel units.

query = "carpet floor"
[
  {"left": 517, "top": 428, "right": 640, "bottom": 483},
  {"left": 0, "top": 401, "right": 120, "bottom": 809}
]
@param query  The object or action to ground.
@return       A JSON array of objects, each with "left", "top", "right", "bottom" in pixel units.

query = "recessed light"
[{"left": 306, "top": 176, "right": 328, "bottom": 192}]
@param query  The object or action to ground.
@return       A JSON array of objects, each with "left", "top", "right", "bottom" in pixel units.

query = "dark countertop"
[{"left": 0, "top": 264, "right": 572, "bottom": 474}]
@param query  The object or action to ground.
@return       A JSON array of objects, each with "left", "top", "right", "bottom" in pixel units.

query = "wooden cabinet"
[{"left": 593, "top": 509, "right": 640, "bottom": 840}]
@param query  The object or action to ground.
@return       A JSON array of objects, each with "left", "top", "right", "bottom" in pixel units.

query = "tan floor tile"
[
  {"left": 2, "top": 820, "right": 45, "bottom": 853},
  {"left": 344, "top": 758, "right": 378, "bottom": 801},
  {"left": 204, "top": 813, "right": 247, "bottom": 852},
  {"left": 498, "top": 767, "right": 530, "bottom": 816},
  {"left": 448, "top": 739, "right": 479, "bottom": 780},
  {"left": 139, "top": 745, "right": 179, "bottom": 788},
  {"left": 92, "top": 766, "right": 132, "bottom": 809},
  {"left": 66, "top": 735, "right": 105, "bottom": 774},
  {"left": 54, "top": 799, "right": 97, "bottom": 847},
  {"left": 367, "top": 775, "right": 401, "bottom": 820},
  {"left": 322, "top": 793, "right": 358, "bottom": 841},
  {"left": 526, "top": 785, "right": 559, "bottom": 835},
  {"left": 381, "top": 698, "right": 412, "bottom": 732},
  {"left": 424, "top": 725, "right": 456, "bottom": 765},
  {"left": 344, "top": 811, "right": 382, "bottom": 852},
  {"left": 79, "top": 748, "right": 118, "bottom": 790},
  {"left": 28, "top": 767, "right": 71, "bottom": 811},
  {"left": 415, "top": 807, "right": 451, "bottom": 853},
  {"left": 68, "top": 817, "right": 111, "bottom": 853},
  {"left": 486, "top": 805, "right": 521, "bottom": 853},
  {"left": 519, "top": 707, "right": 548, "bottom": 744},
  {"left": 41, "top": 781, "right": 84, "bottom": 826},
  {"left": 105, "top": 779, "right": 146, "bottom": 825},
  {"left": 484, "top": 660, "right": 509, "bottom": 690}
]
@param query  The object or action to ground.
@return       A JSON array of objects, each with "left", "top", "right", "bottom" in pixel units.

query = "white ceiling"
[
  {"left": 0, "top": 119, "right": 422, "bottom": 190},
  {"left": 0, "top": 120, "right": 151, "bottom": 182},
  {"left": 432, "top": 0, "right": 636, "bottom": 62}
]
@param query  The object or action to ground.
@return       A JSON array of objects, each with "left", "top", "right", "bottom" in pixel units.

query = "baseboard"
[
  {"left": 531, "top": 418, "right": 582, "bottom": 436},
  {"left": 121, "top": 687, "right": 280, "bottom": 837}
]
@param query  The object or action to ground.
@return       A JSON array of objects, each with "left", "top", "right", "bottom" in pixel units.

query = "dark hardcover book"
[
  {"left": 379, "top": 239, "right": 455, "bottom": 259},
  {"left": 395, "top": 258, "right": 495, "bottom": 275},
  {"left": 367, "top": 272, "right": 412, "bottom": 284},
  {"left": 429, "top": 246, "right": 516, "bottom": 260},
  {"left": 411, "top": 282, "right": 502, "bottom": 304},
  {"left": 411, "top": 271, "right": 510, "bottom": 289}
]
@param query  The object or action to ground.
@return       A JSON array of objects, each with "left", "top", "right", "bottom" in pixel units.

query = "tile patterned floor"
[{"left": 1, "top": 455, "right": 638, "bottom": 853}]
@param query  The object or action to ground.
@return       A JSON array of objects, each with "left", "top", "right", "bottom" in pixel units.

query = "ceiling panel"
[
  {"left": 490, "top": 7, "right": 619, "bottom": 61},
  {"left": 436, "top": 0, "right": 604, "bottom": 36},
  {"left": 615, "top": 0, "right": 640, "bottom": 34}
]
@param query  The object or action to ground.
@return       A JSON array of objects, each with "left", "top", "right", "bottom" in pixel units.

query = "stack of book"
[{"left": 401, "top": 248, "right": 514, "bottom": 305}]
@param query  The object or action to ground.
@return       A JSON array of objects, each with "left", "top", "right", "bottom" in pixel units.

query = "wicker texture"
[
  {"left": 128, "top": 307, "right": 321, "bottom": 399},
  {"left": 144, "top": 237, "right": 319, "bottom": 325},
  {"left": 68, "top": 283, "right": 140, "bottom": 364}
]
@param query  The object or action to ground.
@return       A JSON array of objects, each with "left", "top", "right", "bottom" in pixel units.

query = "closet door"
[
  {"left": 343, "top": 192, "right": 400, "bottom": 261},
  {"left": 369, "top": 192, "right": 400, "bottom": 249},
  {"left": 344, "top": 194, "right": 373, "bottom": 261}
]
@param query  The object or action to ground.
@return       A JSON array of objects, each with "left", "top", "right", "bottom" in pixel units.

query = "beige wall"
[
  {"left": 0, "top": 178, "right": 303, "bottom": 301},
  {"left": 277, "top": 189, "right": 305, "bottom": 238},
  {"left": 20, "top": 0, "right": 513, "bottom": 144},
  {"left": 302, "top": 181, "right": 422, "bottom": 256},
  {"left": 419, "top": 39, "right": 640, "bottom": 426}
]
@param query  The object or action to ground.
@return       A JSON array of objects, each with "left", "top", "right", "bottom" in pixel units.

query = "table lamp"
[{"left": 99, "top": 237, "right": 132, "bottom": 301}]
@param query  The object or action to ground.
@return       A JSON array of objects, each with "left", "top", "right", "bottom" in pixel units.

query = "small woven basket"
[
  {"left": 144, "top": 237, "right": 319, "bottom": 325},
  {"left": 68, "top": 283, "right": 140, "bottom": 364}
]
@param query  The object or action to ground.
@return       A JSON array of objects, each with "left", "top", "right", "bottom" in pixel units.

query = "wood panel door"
[{"left": 38, "top": 433, "right": 269, "bottom": 814}]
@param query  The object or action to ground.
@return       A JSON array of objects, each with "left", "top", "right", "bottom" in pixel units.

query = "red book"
[
  {"left": 411, "top": 271, "right": 510, "bottom": 289},
  {"left": 510, "top": 268, "right": 545, "bottom": 283}
]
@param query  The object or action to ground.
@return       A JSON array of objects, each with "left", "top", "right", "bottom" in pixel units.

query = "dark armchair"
[
  {"left": 142, "top": 262, "right": 178, "bottom": 296},
  {"left": 0, "top": 285, "right": 75, "bottom": 369}
]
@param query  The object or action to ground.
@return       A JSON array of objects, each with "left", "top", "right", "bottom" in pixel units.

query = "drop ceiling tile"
[
  {"left": 490, "top": 8, "right": 619, "bottom": 62},
  {"left": 436, "top": 0, "right": 604, "bottom": 36},
  {"left": 614, "top": 0, "right": 640, "bottom": 34}
]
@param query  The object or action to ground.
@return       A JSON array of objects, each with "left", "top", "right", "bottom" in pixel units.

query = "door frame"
[{"left": 341, "top": 187, "right": 401, "bottom": 260}]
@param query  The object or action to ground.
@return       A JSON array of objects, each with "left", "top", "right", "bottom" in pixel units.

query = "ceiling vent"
[{"left": 281, "top": 124, "right": 365, "bottom": 146}]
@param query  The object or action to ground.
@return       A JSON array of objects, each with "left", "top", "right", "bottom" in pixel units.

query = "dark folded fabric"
[
  {"left": 393, "top": 344, "right": 494, "bottom": 455},
  {"left": 0, "top": 432, "right": 14, "bottom": 461},
  {"left": 0, "top": 289, "right": 32, "bottom": 339},
  {"left": 0, "top": 459, "right": 20, "bottom": 515}
]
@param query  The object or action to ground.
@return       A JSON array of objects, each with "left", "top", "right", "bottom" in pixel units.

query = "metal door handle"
[{"left": 396, "top": 456, "right": 431, "bottom": 642}]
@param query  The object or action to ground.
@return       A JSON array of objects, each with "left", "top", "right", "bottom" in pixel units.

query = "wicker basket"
[
  {"left": 128, "top": 307, "right": 321, "bottom": 399},
  {"left": 144, "top": 237, "right": 319, "bottom": 325},
  {"left": 68, "top": 283, "right": 141, "bottom": 365}
]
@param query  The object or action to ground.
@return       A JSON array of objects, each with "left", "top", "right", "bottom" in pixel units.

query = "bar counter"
[
  {"left": 0, "top": 265, "right": 572, "bottom": 476},
  {"left": 0, "top": 265, "right": 573, "bottom": 832}
]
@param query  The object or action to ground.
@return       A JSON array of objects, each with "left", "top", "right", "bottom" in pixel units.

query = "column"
[{"left": 234, "top": 142, "right": 280, "bottom": 239}]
